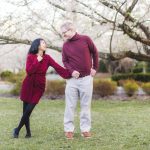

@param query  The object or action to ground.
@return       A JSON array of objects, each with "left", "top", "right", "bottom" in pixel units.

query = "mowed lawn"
[{"left": 1, "top": 98, "right": 150, "bottom": 150}]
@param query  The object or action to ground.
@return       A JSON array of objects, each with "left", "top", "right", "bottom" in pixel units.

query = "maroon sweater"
[{"left": 62, "top": 33, "right": 99, "bottom": 77}]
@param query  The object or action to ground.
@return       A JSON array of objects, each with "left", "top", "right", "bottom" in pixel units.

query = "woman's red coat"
[{"left": 20, "top": 54, "right": 71, "bottom": 104}]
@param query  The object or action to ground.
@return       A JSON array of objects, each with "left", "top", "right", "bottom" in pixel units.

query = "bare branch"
[
  {"left": 75, "top": 0, "right": 114, "bottom": 23},
  {"left": 47, "top": 0, "right": 108, "bottom": 24},
  {"left": 126, "top": 0, "right": 139, "bottom": 14},
  {"left": 100, "top": 51, "right": 150, "bottom": 62},
  {"left": 0, "top": 35, "right": 61, "bottom": 51},
  {"left": 99, "top": 0, "right": 150, "bottom": 38},
  {"left": 119, "top": 23, "right": 150, "bottom": 46},
  {"left": 110, "top": 51, "right": 150, "bottom": 62},
  {"left": 110, "top": 0, "right": 126, "bottom": 55}
]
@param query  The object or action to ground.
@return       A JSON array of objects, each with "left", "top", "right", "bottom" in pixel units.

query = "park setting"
[{"left": 0, "top": 0, "right": 150, "bottom": 149}]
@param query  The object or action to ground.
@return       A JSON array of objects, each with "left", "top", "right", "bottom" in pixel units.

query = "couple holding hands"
[{"left": 13, "top": 21, "right": 99, "bottom": 140}]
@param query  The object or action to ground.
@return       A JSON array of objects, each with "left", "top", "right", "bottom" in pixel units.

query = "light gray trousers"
[{"left": 64, "top": 75, "right": 93, "bottom": 132}]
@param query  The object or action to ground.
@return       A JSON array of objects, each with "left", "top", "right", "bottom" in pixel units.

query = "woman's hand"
[
  {"left": 37, "top": 50, "right": 43, "bottom": 62},
  {"left": 72, "top": 70, "right": 80, "bottom": 79},
  {"left": 37, "top": 55, "right": 43, "bottom": 62}
]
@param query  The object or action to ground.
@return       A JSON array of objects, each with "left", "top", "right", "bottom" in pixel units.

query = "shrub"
[
  {"left": 123, "top": 80, "right": 139, "bottom": 97},
  {"left": 132, "top": 62, "right": 144, "bottom": 73},
  {"left": 117, "top": 79, "right": 143, "bottom": 87},
  {"left": 112, "top": 73, "right": 150, "bottom": 82},
  {"left": 11, "top": 71, "right": 26, "bottom": 95},
  {"left": 98, "top": 60, "right": 108, "bottom": 73},
  {"left": 0, "top": 70, "right": 26, "bottom": 96},
  {"left": 142, "top": 82, "right": 150, "bottom": 95},
  {"left": 45, "top": 80, "right": 66, "bottom": 98},
  {"left": 0, "top": 71, "right": 13, "bottom": 81},
  {"left": 93, "top": 79, "right": 117, "bottom": 97},
  {"left": 132, "top": 67, "right": 143, "bottom": 73},
  {"left": 11, "top": 79, "right": 22, "bottom": 95},
  {"left": 8, "top": 70, "right": 25, "bottom": 83},
  {"left": 117, "top": 79, "right": 128, "bottom": 86},
  {"left": 146, "top": 62, "right": 150, "bottom": 73}
]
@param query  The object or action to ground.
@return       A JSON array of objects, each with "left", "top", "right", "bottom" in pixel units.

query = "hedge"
[{"left": 112, "top": 73, "right": 150, "bottom": 82}]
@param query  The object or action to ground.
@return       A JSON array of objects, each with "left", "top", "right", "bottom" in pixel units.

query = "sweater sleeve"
[
  {"left": 26, "top": 54, "right": 40, "bottom": 75},
  {"left": 86, "top": 36, "right": 99, "bottom": 70},
  {"left": 48, "top": 55, "right": 71, "bottom": 79},
  {"left": 62, "top": 45, "right": 74, "bottom": 74}
]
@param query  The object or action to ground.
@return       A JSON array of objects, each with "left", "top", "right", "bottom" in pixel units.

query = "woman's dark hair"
[{"left": 28, "top": 38, "right": 45, "bottom": 54}]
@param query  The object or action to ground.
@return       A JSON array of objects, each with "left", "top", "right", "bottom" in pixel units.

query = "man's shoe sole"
[{"left": 81, "top": 133, "right": 91, "bottom": 139}]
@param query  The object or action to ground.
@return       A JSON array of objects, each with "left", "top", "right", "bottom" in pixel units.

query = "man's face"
[{"left": 61, "top": 28, "right": 75, "bottom": 41}]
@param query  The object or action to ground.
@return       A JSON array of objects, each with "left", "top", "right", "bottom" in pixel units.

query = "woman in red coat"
[{"left": 13, "top": 38, "right": 71, "bottom": 138}]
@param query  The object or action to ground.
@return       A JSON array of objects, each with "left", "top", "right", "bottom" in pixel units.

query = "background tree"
[{"left": 0, "top": 0, "right": 149, "bottom": 72}]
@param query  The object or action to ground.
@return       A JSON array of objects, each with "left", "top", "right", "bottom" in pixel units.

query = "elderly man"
[{"left": 60, "top": 21, "right": 99, "bottom": 139}]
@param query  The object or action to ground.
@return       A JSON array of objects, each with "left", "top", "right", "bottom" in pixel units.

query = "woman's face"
[{"left": 39, "top": 40, "right": 47, "bottom": 51}]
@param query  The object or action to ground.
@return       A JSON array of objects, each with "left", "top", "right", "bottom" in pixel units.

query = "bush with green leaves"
[
  {"left": 118, "top": 79, "right": 143, "bottom": 87},
  {"left": 142, "top": 82, "right": 150, "bottom": 95},
  {"left": 132, "top": 67, "right": 143, "bottom": 73},
  {"left": 10, "top": 71, "right": 26, "bottom": 95},
  {"left": 9, "top": 70, "right": 26, "bottom": 83},
  {"left": 98, "top": 60, "right": 108, "bottom": 73},
  {"left": 146, "top": 62, "right": 150, "bottom": 73},
  {"left": 123, "top": 80, "right": 139, "bottom": 97},
  {"left": 132, "top": 62, "right": 150, "bottom": 73},
  {"left": 93, "top": 79, "right": 117, "bottom": 97},
  {"left": 112, "top": 73, "right": 150, "bottom": 82},
  {"left": 132, "top": 62, "right": 144, "bottom": 73},
  {"left": 45, "top": 80, "right": 66, "bottom": 98},
  {"left": 0, "top": 70, "right": 13, "bottom": 81}
]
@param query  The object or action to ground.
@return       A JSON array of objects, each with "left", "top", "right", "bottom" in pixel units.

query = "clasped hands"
[
  {"left": 72, "top": 68, "right": 96, "bottom": 79},
  {"left": 37, "top": 51, "right": 43, "bottom": 62}
]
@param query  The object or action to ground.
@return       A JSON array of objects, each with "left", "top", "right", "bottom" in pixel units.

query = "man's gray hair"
[{"left": 60, "top": 21, "right": 76, "bottom": 31}]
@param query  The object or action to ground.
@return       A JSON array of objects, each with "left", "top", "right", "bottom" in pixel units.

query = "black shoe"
[
  {"left": 13, "top": 128, "right": 19, "bottom": 138},
  {"left": 25, "top": 133, "right": 31, "bottom": 138}
]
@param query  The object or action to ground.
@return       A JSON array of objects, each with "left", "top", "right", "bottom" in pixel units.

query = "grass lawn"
[{"left": 1, "top": 98, "right": 150, "bottom": 150}]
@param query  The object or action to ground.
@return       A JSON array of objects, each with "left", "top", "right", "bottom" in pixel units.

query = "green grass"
[{"left": 1, "top": 98, "right": 150, "bottom": 150}]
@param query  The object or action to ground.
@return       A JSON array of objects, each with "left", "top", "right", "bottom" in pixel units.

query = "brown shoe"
[
  {"left": 65, "top": 132, "right": 74, "bottom": 139},
  {"left": 81, "top": 132, "right": 91, "bottom": 138}
]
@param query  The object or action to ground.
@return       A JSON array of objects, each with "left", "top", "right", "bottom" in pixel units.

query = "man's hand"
[
  {"left": 90, "top": 68, "right": 96, "bottom": 77},
  {"left": 72, "top": 70, "right": 80, "bottom": 79}
]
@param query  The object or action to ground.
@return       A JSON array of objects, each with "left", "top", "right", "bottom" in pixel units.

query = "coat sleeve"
[
  {"left": 62, "top": 45, "right": 74, "bottom": 74},
  {"left": 26, "top": 54, "right": 40, "bottom": 75},
  {"left": 86, "top": 36, "right": 99, "bottom": 70},
  {"left": 48, "top": 55, "right": 71, "bottom": 79}
]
